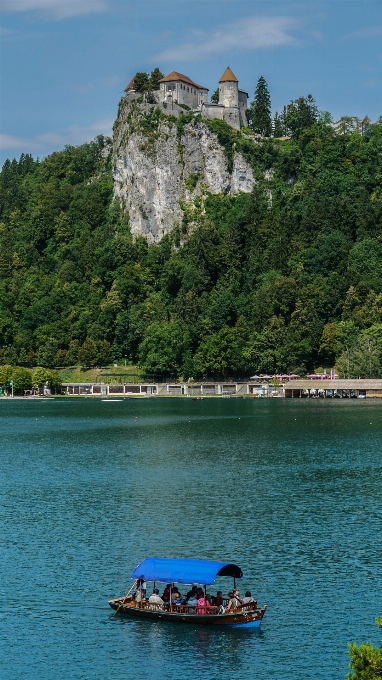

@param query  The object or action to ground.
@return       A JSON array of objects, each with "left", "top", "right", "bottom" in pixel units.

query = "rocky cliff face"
[{"left": 112, "top": 98, "right": 255, "bottom": 243}]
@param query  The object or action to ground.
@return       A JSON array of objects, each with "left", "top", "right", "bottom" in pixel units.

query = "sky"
[{"left": 1, "top": 0, "right": 381, "bottom": 165}]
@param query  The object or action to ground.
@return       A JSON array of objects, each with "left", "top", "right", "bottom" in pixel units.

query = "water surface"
[{"left": 1, "top": 398, "right": 381, "bottom": 679}]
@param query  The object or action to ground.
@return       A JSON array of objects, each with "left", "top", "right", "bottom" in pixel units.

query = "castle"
[{"left": 125, "top": 67, "right": 248, "bottom": 130}]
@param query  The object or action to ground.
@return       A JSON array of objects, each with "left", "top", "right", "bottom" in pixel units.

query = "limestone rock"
[
  {"left": 230, "top": 153, "right": 255, "bottom": 195},
  {"left": 113, "top": 101, "right": 255, "bottom": 243}
]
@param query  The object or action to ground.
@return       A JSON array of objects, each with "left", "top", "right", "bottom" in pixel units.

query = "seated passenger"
[
  {"left": 187, "top": 594, "right": 198, "bottom": 608},
  {"left": 162, "top": 584, "right": 172, "bottom": 601},
  {"left": 186, "top": 585, "right": 198, "bottom": 601},
  {"left": 212, "top": 590, "right": 223, "bottom": 606},
  {"left": 148, "top": 588, "right": 164, "bottom": 606},
  {"left": 225, "top": 589, "right": 242, "bottom": 611},
  {"left": 242, "top": 591, "right": 256, "bottom": 605},
  {"left": 197, "top": 593, "right": 211, "bottom": 615},
  {"left": 232, "top": 588, "right": 243, "bottom": 605},
  {"left": 171, "top": 589, "right": 185, "bottom": 605}
]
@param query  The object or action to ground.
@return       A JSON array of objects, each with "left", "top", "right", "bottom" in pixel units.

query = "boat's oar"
[{"left": 114, "top": 581, "right": 137, "bottom": 616}]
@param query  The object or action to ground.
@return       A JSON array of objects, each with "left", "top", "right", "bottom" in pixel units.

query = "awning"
[{"left": 130, "top": 558, "right": 243, "bottom": 585}]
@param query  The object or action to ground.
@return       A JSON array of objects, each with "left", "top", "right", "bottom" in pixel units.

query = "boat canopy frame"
[{"left": 130, "top": 558, "right": 243, "bottom": 585}]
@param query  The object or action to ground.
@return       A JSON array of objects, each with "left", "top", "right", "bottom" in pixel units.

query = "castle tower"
[{"left": 218, "top": 67, "right": 239, "bottom": 108}]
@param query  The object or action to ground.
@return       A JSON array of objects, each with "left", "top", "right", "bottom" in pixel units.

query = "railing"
[{"left": 132, "top": 599, "right": 259, "bottom": 615}]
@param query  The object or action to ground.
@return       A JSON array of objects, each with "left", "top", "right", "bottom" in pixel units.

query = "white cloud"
[
  {"left": 1, "top": 0, "right": 109, "bottom": 20},
  {"left": 155, "top": 15, "right": 300, "bottom": 62},
  {"left": 0, "top": 118, "right": 113, "bottom": 154}
]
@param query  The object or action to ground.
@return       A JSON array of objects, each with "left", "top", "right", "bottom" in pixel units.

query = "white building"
[
  {"left": 158, "top": 71, "right": 209, "bottom": 109},
  {"left": 125, "top": 67, "right": 248, "bottom": 131}
]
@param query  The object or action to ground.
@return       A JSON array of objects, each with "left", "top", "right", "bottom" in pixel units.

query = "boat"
[{"left": 109, "top": 557, "right": 267, "bottom": 627}]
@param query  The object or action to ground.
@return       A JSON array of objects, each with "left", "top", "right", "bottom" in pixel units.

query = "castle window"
[{"left": 187, "top": 86, "right": 189, "bottom": 91}]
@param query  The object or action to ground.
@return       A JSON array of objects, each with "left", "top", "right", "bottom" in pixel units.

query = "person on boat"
[
  {"left": 212, "top": 590, "right": 223, "bottom": 607},
  {"left": 148, "top": 588, "right": 164, "bottom": 606},
  {"left": 187, "top": 593, "right": 198, "bottom": 610},
  {"left": 197, "top": 591, "right": 211, "bottom": 615},
  {"left": 242, "top": 591, "right": 256, "bottom": 605},
  {"left": 162, "top": 584, "right": 172, "bottom": 602},
  {"left": 132, "top": 578, "right": 146, "bottom": 602},
  {"left": 225, "top": 589, "right": 242, "bottom": 611},
  {"left": 186, "top": 585, "right": 198, "bottom": 601},
  {"left": 171, "top": 589, "right": 185, "bottom": 605}
]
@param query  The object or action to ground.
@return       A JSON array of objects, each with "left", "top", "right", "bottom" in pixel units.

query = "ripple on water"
[{"left": 1, "top": 398, "right": 382, "bottom": 679}]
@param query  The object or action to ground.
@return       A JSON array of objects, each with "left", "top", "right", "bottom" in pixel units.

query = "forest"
[{"left": 1, "top": 88, "right": 382, "bottom": 383}]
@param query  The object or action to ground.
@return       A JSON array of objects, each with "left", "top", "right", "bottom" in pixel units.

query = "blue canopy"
[{"left": 130, "top": 558, "right": 243, "bottom": 585}]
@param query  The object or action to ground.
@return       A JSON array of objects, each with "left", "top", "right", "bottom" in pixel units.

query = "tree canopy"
[
  {"left": 348, "top": 617, "right": 382, "bottom": 679},
  {"left": 1, "top": 97, "right": 382, "bottom": 380}
]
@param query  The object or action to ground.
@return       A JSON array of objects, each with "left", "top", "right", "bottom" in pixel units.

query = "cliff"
[{"left": 112, "top": 98, "right": 255, "bottom": 243}]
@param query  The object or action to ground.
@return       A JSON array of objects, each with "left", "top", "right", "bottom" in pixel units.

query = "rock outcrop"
[{"left": 113, "top": 99, "right": 255, "bottom": 243}]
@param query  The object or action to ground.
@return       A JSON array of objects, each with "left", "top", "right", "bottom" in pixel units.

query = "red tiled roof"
[
  {"left": 159, "top": 71, "right": 208, "bottom": 91},
  {"left": 125, "top": 77, "right": 135, "bottom": 92}
]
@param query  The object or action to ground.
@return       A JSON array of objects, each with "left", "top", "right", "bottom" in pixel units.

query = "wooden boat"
[{"left": 109, "top": 557, "right": 267, "bottom": 627}]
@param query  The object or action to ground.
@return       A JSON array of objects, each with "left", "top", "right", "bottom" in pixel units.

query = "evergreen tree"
[
  {"left": 247, "top": 76, "right": 272, "bottom": 136},
  {"left": 211, "top": 88, "right": 219, "bottom": 104},
  {"left": 149, "top": 68, "right": 164, "bottom": 91},
  {"left": 133, "top": 72, "right": 150, "bottom": 93},
  {"left": 273, "top": 111, "right": 284, "bottom": 137}
]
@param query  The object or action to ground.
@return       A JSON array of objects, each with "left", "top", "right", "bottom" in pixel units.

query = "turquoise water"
[{"left": 1, "top": 398, "right": 381, "bottom": 679}]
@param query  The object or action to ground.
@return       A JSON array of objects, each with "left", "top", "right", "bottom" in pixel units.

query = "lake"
[{"left": 1, "top": 397, "right": 381, "bottom": 679}]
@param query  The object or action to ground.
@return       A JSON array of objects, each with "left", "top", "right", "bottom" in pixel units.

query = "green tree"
[
  {"left": 149, "top": 68, "right": 164, "bottom": 91},
  {"left": 46, "top": 369, "right": 62, "bottom": 393},
  {"left": 281, "top": 95, "right": 318, "bottom": 138},
  {"left": 66, "top": 340, "right": 79, "bottom": 366},
  {"left": 78, "top": 338, "right": 98, "bottom": 367},
  {"left": 133, "top": 72, "right": 150, "bottom": 93},
  {"left": 273, "top": 112, "right": 284, "bottom": 137},
  {"left": 32, "top": 367, "right": 49, "bottom": 388},
  {"left": 348, "top": 617, "right": 382, "bottom": 679},
  {"left": 0, "top": 364, "right": 13, "bottom": 387},
  {"left": 193, "top": 325, "right": 244, "bottom": 379},
  {"left": 336, "top": 336, "right": 381, "bottom": 378},
  {"left": 246, "top": 76, "right": 272, "bottom": 136},
  {"left": 211, "top": 88, "right": 219, "bottom": 104},
  {"left": 138, "top": 322, "right": 191, "bottom": 378},
  {"left": 11, "top": 367, "right": 32, "bottom": 393},
  {"left": 97, "top": 339, "right": 113, "bottom": 365},
  {"left": 37, "top": 338, "right": 59, "bottom": 367},
  {"left": 349, "top": 239, "right": 382, "bottom": 291}
]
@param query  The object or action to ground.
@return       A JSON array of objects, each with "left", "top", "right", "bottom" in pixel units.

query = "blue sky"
[{"left": 1, "top": 0, "right": 381, "bottom": 165}]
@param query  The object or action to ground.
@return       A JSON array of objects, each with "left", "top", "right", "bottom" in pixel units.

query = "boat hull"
[{"left": 108, "top": 599, "right": 266, "bottom": 627}]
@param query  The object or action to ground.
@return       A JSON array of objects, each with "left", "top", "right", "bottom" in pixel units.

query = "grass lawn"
[{"left": 58, "top": 365, "right": 145, "bottom": 384}]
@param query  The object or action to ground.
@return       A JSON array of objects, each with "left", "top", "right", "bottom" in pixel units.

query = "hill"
[{"left": 1, "top": 103, "right": 382, "bottom": 380}]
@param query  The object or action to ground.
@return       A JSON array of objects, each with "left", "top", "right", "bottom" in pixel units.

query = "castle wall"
[
  {"left": 202, "top": 104, "right": 225, "bottom": 122},
  {"left": 223, "top": 107, "right": 240, "bottom": 130}
]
